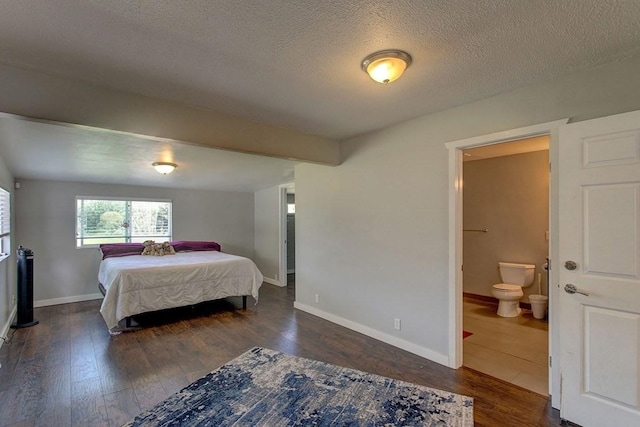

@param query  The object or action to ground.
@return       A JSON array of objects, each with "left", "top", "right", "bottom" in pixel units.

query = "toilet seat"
[{"left": 493, "top": 283, "right": 522, "bottom": 292}]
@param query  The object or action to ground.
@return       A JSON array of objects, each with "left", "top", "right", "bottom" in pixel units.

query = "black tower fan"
[{"left": 12, "top": 246, "right": 38, "bottom": 328}]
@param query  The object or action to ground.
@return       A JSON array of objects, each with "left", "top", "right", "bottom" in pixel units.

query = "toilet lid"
[{"left": 493, "top": 283, "right": 521, "bottom": 291}]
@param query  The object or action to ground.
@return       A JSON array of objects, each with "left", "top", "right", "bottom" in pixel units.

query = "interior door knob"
[
  {"left": 564, "top": 260, "right": 577, "bottom": 270},
  {"left": 564, "top": 283, "right": 589, "bottom": 296}
]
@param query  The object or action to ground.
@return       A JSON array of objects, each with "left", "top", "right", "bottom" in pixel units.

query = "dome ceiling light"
[
  {"left": 152, "top": 162, "right": 177, "bottom": 175},
  {"left": 361, "top": 49, "right": 412, "bottom": 84}
]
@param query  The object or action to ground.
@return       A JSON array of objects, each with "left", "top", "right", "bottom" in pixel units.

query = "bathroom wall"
[{"left": 463, "top": 149, "right": 549, "bottom": 301}]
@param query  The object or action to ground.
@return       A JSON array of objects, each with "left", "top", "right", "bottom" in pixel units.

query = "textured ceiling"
[
  {"left": 2, "top": 0, "right": 640, "bottom": 140},
  {"left": 0, "top": 114, "right": 296, "bottom": 192},
  {"left": 1, "top": 1, "right": 640, "bottom": 191}
]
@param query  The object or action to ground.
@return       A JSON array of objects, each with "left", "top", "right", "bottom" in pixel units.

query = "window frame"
[
  {"left": 0, "top": 186, "right": 10, "bottom": 262},
  {"left": 75, "top": 196, "right": 173, "bottom": 248}
]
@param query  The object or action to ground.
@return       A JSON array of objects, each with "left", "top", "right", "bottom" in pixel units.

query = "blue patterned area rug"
[{"left": 123, "top": 347, "right": 473, "bottom": 426}]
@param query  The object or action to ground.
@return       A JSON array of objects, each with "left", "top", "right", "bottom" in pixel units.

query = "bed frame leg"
[{"left": 242, "top": 296, "right": 247, "bottom": 310}]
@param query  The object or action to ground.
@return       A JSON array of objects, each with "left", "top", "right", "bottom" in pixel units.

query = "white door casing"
[
  {"left": 446, "top": 119, "right": 567, "bottom": 407},
  {"left": 558, "top": 110, "right": 640, "bottom": 425}
]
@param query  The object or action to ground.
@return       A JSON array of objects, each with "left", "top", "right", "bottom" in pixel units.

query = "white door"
[{"left": 559, "top": 110, "right": 640, "bottom": 426}]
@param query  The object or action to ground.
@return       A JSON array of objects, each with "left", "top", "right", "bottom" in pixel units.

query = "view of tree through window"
[{"left": 76, "top": 198, "right": 172, "bottom": 247}]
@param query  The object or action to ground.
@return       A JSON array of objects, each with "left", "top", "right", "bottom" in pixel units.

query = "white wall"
[
  {"left": 0, "top": 152, "right": 15, "bottom": 337},
  {"left": 295, "top": 53, "right": 640, "bottom": 364},
  {"left": 254, "top": 185, "right": 281, "bottom": 284},
  {"left": 14, "top": 179, "right": 254, "bottom": 304}
]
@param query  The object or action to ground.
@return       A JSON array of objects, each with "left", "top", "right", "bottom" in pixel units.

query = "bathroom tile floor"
[{"left": 463, "top": 297, "right": 549, "bottom": 396}]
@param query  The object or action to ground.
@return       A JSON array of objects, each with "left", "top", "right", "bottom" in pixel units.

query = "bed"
[{"left": 97, "top": 242, "right": 263, "bottom": 330}]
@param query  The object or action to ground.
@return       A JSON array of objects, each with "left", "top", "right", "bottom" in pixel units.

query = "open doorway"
[
  {"left": 286, "top": 188, "right": 295, "bottom": 288},
  {"left": 279, "top": 183, "right": 295, "bottom": 290},
  {"left": 461, "top": 136, "right": 550, "bottom": 395}
]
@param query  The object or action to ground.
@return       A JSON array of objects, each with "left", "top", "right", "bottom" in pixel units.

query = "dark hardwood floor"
[{"left": 0, "top": 282, "right": 561, "bottom": 426}]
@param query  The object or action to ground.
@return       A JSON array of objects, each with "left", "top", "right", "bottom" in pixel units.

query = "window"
[
  {"left": 76, "top": 197, "right": 172, "bottom": 247},
  {"left": 0, "top": 187, "right": 10, "bottom": 259}
]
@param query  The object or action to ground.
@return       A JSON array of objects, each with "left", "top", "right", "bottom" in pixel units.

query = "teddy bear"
[
  {"left": 161, "top": 241, "right": 176, "bottom": 255},
  {"left": 152, "top": 243, "right": 165, "bottom": 256},
  {"left": 142, "top": 240, "right": 176, "bottom": 256},
  {"left": 141, "top": 240, "right": 156, "bottom": 256}
]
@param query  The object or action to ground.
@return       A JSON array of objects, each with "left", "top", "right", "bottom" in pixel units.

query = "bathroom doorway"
[{"left": 460, "top": 136, "right": 550, "bottom": 395}]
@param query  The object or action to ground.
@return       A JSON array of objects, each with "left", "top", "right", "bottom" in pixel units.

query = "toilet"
[{"left": 491, "top": 262, "right": 536, "bottom": 317}]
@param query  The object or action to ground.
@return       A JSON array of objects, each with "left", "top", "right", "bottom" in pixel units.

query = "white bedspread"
[{"left": 99, "top": 251, "right": 263, "bottom": 329}]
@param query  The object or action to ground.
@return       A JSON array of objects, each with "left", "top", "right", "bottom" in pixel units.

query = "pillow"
[
  {"left": 99, "top": 243, "right": 144, "bottom": 259},
  {"left": 170, "top": 240, "right": 221, "bottom": 253}
]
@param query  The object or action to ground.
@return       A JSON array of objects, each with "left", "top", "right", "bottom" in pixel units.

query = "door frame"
[
  {"left": 445, "top": 118, "right": 568, "bottom": 407},
  {"left": 279, "top": 182, "right": 295, "bottom": 286}
]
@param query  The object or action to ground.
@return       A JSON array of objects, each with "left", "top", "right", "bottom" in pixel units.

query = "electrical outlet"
[
  {"left": 394, "top": 318, "right": 401, "bottom": 330},
  {"left": 314, "top": 294, "right": 319, "bottom": 304}
]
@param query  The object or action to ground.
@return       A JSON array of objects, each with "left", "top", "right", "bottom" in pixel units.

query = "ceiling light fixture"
[
  {"left": 152, "top": 162, "right": 177, "bottom": 175},
  {"left": 361, "top": 49, "right": 412, "bottom": 84}
]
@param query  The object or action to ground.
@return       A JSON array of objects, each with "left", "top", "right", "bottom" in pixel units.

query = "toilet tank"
[{"left": 498, "top": 262, "right": 536, "bottom": 286}]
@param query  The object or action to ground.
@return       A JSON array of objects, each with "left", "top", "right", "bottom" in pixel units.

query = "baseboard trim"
[
  {"left": 34, "top": 293, "right": 103, "bottom": 308},
  {"left": 263, "top": 277, "right": 285, "bottom": 287},
  {"left": 463, "top": 292, "right": 532, "bottom": 309},
  {"left": 463, "top": 292, "right": 497, "bottom": 304},
  {"left": 293, "top": 302, "right": 449, "bottom": 367},
  {"left": 0, "top": 305, "right": 17, "bottom": 352}
]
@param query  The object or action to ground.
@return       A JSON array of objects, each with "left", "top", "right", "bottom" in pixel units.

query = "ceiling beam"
[{"left": 0, "top": 63, "right": 340, "bottom": 166}]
